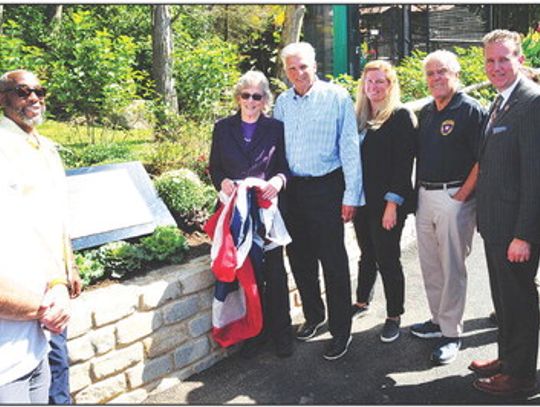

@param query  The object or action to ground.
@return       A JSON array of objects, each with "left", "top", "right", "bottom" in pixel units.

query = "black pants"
[
  {"left": 254, "top": 246, "right": 292, "bottom": 341},
  {"left": 285, "top": 170, "right": 352, "bottom": 338},
  {"left": 353, "top": 206, "right": 405, "bottom": 318},
  {"left": 484, "top": 240, "right": 540, "bottom": 380}
]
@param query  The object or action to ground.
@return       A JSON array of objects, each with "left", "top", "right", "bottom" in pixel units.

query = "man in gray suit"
[{"left": 471, "top": 29, "right": 540, "bottom": 396}]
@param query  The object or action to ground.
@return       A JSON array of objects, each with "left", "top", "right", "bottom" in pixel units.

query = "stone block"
[
  {"left": 177, "top": 261, "right": 214, "bottom": 294},
  {"left": 187, "top": 312, "right": 212, "bottom": 338},
  {"left": 162, "top": 295, "right": 199, "bottom": 325},
  {"left": 90, "top": 325, "right": 116, "bottom": 355},
  {"left": 173, "top": 336, "right": 210, "bottom": 369},
  {"left": 91, "top": 342, "right": 143, "bottom": 380},
  {"left": 191, "top": 351, "right": 225, "bottom": 375},
  {"left": 150, "top": 367, "right": 192, "bottom": 395},
  {"left": 108, "top": 388, "right": 148, "bottom": 404},
  {"left": 69, "top": 362, "right": 92, "bottom": 394},
  {"left": 125, "top": 355, "right": 173, "bottom": 389},
  {"left": 73, "top": 373, "right": 126, "bottom": 404},
  {"left": 92, "top": 285, "right": 137, "bottom": 327},
  {"left": 116, "top": 311, "right": 163, "bottom": 346},
  {"left": 67, "top": 335, "right": 95, "bottom": 364},
  {"left": 198, "top": 289, "right": 214, "bottom": 311},
  {"left": 143, "top": 324, "right": 188, "bottom": 358},
  {"left": 68, "top": 299, "right": 93, "bottom": 339},
  {"left": 139, "top": 279, "right": 182, "bottom": 311}
]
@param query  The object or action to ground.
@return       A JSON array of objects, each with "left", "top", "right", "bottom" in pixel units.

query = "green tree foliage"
[
  {"left": 522, "top": 30, "right": 540, "bottom": 67},
  {"left": 0, "top": 20, "right": 47, "bottom": 76},
  {"left": 173, "top": 34, "right": 240, "bottom": 120},
  {"left": 45, "top": 10, "right": 141, "bottom": 128}
]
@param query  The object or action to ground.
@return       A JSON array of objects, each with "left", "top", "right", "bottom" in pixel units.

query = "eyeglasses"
[
  {"left": 240, "top": 92, "right": 263, "bottom": 101},
  {"left": 3, "top": 85, "right": 47, "bottom": 99}
]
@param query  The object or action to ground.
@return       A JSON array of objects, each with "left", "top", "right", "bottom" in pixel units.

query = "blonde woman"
[{"left": 351, "top": 60, "right": 416, "bottom": 342}]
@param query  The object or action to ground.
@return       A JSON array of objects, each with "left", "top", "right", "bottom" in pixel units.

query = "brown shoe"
[
  {"left": 468, "top": 359, "right": 502, "bottom": 377},
  {"left": 473, "top": 373, "right": 537, "bottom": 396}
]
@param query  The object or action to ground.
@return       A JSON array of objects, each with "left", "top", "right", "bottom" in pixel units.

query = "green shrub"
[
  {"left": 174, "top": 34, "right": 241, "bottom": 121},
  {"left": 142, "top": 141, "right": 187, "bottom": 176},
  {"left": 45, "top": 10, "right": 141, "bottom": 129},
  {"left": 523, "top": 30, "right": 540, "bottom": 67},
  {"left": 97, "top": 241, "right": 143, "bottom": 279},
  {"left": 326, "top": 73, "right": 359, "bottom": 100},
  {"left": 396, "top": 49, "right": 428, "bottom": 103},
  {"left": 154, "top": 169, "right": 216, "bottom": 232},
  {"left": 139, "top": 226, "right": 188, "bottom": 264},
  {"left": 75, "top": 250, "right": 106, "bottom": 287},
  {"left": 0, "top": 20, "right": 47, "bottom": 76},
  {"left": 59, "top": 143, "right": 133, "bottom": 168}
]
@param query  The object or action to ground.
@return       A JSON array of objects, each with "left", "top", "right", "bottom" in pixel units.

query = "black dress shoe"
[
  {"left": 323, "top": 335, "right": 352, "bottom": 360},
  {"left": 296, "top": 318, "right": 326, "bottom": 341}
]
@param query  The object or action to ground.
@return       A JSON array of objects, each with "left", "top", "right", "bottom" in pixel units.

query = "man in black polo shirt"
[{"left": 411, "top": 50, "right": 486, "bottom": 365}]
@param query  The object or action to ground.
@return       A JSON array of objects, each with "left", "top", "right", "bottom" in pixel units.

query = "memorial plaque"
[{"left": 66, "top": 161, "right": 176, "bottom": 250}]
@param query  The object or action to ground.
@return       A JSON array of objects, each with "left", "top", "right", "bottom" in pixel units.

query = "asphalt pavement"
[{"left": 145, "top": 231, "right": 540, "bottom": 404}]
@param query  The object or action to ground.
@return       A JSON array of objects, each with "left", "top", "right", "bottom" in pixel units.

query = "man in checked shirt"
[{"left": 274, "top": 42, "right": 364, "bottom": 360}]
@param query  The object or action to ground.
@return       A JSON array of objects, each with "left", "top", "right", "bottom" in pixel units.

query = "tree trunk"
[
  {"left": 152, "top": 5, "right": 179, "bottom": 115},
  {"left": 277, "top": 5, "right": 306, "bottom": 81},
  {"left": 0, "top": 5, "right": 4, "bottom": 34},
  {"left": 50, "top": 5, "right": 63, "bottom": 34}
]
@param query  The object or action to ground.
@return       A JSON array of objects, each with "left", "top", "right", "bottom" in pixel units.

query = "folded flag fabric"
[{"left": 204, "top": 177, "right": 291, "bottom": 347}]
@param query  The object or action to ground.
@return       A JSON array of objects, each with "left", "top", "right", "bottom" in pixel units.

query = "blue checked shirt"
[{"left": 274, "top": 78, "right": 365, "bottom": 206}]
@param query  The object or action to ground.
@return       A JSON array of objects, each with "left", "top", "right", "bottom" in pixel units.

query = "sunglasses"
[
  {"left": 4, "top": 85, "right": 47, "bottom": 99},
  {"left": 240, "top": 92, "right": 263, "bottom": 101}
]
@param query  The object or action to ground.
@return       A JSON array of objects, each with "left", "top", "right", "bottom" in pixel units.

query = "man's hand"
[
  {"left": 342, "top": 205, "right": 357, "bottom": 223},
  {"left": 220, "top": 178, "right": 235, "bottom": 196},
  {"left": 40, "top": 284, "right": 71, "bottom": 334},
  {"left": 69, "top": 266, "right": 82, "bottom": 298},
  {"left": 507, "top": 238, "right": 531, "bottom": 263},
  {"left": 382, "top": 202, "right": 398, "bottom": 230}
]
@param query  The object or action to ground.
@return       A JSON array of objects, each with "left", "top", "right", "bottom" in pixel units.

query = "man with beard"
[{"left": 0, "top": 70, "right": 77, "bottom": 403}]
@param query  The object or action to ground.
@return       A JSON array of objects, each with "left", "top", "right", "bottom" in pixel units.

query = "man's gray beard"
[{"left": 17, "top": 107, "right": 45, "bottom": 127}]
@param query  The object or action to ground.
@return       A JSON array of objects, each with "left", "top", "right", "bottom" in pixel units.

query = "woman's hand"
[
  {"left": 220, "top": 178, "right": 235, "bottom": 196},
  {"left": 260, "top": 176, "right": 283, "bottom": 200},
  {"left": 382, "top": 201, "right": 398, "bottom": 230}
]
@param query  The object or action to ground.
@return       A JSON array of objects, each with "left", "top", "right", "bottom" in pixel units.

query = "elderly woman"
[
  {"left": 209, "top": 70, "right": 292, "bottom": 358},
  {"left": 351, "top": 60, "right": 416, "bottom": 343}
]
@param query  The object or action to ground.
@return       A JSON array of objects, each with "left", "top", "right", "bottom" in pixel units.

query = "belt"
[
  {"left": 419, "top": 180, "right": 463, "bottom": 190},
  {"left": 293, "top": 168, "right": 342, "bottom": 182}
]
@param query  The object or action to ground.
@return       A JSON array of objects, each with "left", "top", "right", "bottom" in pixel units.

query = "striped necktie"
[{"left": 485, "top": 94, "right": 504, "bottom": 135}]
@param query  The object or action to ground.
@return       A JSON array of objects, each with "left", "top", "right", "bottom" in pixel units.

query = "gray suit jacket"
[{"left": 477, "top": 77, "right": 540, "bottom": 245}]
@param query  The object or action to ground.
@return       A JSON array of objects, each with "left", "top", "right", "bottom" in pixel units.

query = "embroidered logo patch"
[{"left": 440, "top": 120, "right": 455, "bottom": 136}]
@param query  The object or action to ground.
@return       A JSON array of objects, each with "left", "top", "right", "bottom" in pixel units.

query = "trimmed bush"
[{"left": 154, "top": 168, "right": 216, "bottom": 232}]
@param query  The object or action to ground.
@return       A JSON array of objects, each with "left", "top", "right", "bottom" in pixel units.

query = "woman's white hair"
[{"left": 233, "top": 70, "right": 273, "bottom": 112}]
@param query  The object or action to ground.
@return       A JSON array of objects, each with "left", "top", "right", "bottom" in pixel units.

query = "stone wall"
[{"left": 67, "top": 221, "right": 417, "bottom": 403}]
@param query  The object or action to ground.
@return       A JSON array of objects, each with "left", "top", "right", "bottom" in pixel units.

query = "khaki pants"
[{"left": 416, "top": 186, "right": 476, "bottom": 337}]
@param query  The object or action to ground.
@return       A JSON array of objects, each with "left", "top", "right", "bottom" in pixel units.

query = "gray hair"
[
  {"left": 280, "top": 42, "right": 316, "bottom": 66},
  {"left": 422, "top": 50, "right": 461, "bottom": 75},
  {"left": 0, "top": 69, "right": 38, "bottom": 92},
  {"left": 233, "top": 70, "right": 273, "bottom": 112},
  {"left": 483, "top": 29, "right": 523, "bottom": 56}
]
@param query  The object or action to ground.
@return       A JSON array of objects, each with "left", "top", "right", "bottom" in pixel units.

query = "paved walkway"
[{"left": 145, "top": 232, "right": 540, "bottom": 404}]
